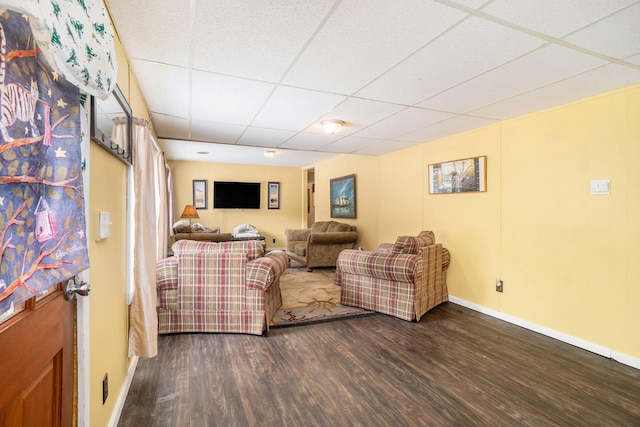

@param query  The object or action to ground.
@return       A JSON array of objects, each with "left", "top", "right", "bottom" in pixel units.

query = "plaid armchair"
[
  {"left": 336, "top": 231, "right": 450, "bottom": 322},
  {"left": 156, "top": 240, "right": 288, "bottom": 335}
]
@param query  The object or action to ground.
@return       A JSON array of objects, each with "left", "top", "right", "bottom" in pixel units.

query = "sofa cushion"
[
  {"left": 292, "top": 243, "right": 306, "bottom": 256},
  {"left": 392, "top": 236, "right": 419, "bottom": 254}
]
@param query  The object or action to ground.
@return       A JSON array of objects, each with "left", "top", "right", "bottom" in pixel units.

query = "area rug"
[{"left": 271, "top": 268, "right": 375, "bottom": 328}]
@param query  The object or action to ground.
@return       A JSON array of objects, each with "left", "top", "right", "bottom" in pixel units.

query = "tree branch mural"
[{"left": 0, "top": 10, "right": 89, "bottom": 316}]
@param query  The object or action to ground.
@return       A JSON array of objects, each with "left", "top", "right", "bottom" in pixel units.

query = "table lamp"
[{"left": 180, "top": 204, "right": 199, "bottom": 226}]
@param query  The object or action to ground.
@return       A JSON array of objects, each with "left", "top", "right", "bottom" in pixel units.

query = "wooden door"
[{"left": 0, "top": 287, "right": 74, "bottom": 426}]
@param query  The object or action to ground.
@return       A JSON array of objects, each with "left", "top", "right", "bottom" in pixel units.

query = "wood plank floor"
[{"left": 118, "top": 303, "right": 640, "bottom": 426}]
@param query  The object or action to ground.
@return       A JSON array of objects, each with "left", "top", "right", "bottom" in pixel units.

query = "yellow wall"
[
  {"left": 499, "top": 85, "right": 640, "bottom": 358},
  {"left": 88, "top": 145, "right": 129, "bottom": 426},
  {"left": 378, "top": 145, "right": 425, "bottom": 243},
  {"left": 169, "top": 161, "right": 302, "bottom": 249}
]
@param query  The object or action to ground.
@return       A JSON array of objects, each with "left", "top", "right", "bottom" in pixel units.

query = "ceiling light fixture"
[
  {"left": 196, "top": 151, "right": 210, "bottom": 155},
  {"left": 264, "top": 150, "right": 276, "bottom": 158},
  {"left": 321, "top": 119, "right": 345, "bottom": 135}
]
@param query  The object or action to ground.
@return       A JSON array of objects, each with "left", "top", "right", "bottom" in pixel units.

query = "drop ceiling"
[{"left": 106, "top": 0, "right": 640, "bottom": 167}]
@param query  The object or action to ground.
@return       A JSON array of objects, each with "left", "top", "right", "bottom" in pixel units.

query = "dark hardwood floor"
[{"left": 118, "top": 303, "right": 640, "bottom": 426}]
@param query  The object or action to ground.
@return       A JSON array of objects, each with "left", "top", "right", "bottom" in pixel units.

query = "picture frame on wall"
[
  {"left": 268, "top": 182, "right": 280, "bottom": 209},
  {"left": 330, "top": 174, "right": 356, "bottom": 218},
  {"left": 428, "top": 156, "right": 487, "bottom": 194},
  {"left": 193, "top": 180, "right": 208, "bottom": 209}
]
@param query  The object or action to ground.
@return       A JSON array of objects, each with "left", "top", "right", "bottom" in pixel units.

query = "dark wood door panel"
[{"left": 0, "top": 290, "right": 74, "bottom": 427}]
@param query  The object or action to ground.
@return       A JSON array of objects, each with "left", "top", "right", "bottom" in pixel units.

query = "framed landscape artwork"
[
  {"left": 193, "top": 180, "right": 208, "bottom": 209},
  {"left": 428, "top": 156, "right": 486, "bottom": 194},
  {"left": 330, "top": 174, "right": 356, "bottom": 218},
  {"left": 268, "top": 182, "right": 280, "bottom": 209}
]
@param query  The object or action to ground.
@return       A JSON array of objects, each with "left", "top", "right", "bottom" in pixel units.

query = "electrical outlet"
[
  {"left": 272, "top": 238, "right": 276, "bottom": 243},
  {"left": 496, "top": 279, "right": 503, "bottom": 293},
  {"left": 102, "top": 373, "right": 108, "bottom": 404}
]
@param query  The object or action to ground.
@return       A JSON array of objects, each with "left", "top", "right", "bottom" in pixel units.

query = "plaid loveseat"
[
  {"left": 156, "top": 240, "right": 288, "bottom": 335},
  {"left": 336, "top": 231, "right": 450, "bottom": 322}
]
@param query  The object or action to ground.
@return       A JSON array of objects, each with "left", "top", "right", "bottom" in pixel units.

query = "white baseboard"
[
  {"left": 109, "top": 356, "right": 139, "bottom": 427},
  {"left": 448, "top": 296, "right": 640, "bottom": 371}
]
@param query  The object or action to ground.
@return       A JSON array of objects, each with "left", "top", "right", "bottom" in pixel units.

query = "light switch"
[
  {"left": 96, "top": 211, "right": 111, "bottom": 240},
  {"left": 590, "top": 180, "right": 610, "bottom": 195}
]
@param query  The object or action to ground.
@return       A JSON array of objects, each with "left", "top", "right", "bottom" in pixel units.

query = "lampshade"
[
  {"left": 321, "top": 119, "right": 345, "bottom": 135},
  {"left": 180, "top": 205, "right": 199, "bottom": 219}
]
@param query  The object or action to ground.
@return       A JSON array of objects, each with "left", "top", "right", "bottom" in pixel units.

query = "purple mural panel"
[{"left": 0, "top": 10, "right": 90, "bottom": 318}]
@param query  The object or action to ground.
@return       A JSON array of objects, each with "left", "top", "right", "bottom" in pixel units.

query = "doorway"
[{"left": 306, "top": 169, "right": 315, "bottom": 227}]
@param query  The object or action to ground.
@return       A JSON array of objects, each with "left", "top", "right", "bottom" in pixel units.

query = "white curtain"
[{"left": 128, "top": 118, "right": 167, "bottom": 358}]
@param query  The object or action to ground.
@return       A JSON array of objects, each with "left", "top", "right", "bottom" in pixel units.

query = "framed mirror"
[{"left": 90, "top": 85, "right": 133, "bottom": 165}]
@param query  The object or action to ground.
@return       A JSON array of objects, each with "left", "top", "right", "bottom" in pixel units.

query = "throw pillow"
[
  {"left": 392, "top": 236, "right": 418, "bottom": 254},
  {"left": 173, "top": 220, "right": 193, "bottom": 233}
]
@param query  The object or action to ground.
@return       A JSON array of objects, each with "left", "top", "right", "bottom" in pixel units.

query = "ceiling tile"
[
  {"left": 236, "top": 127, "right": 297, "bottom": 148},
  {"left": 191, "top": 71, "right": 275, "bottom": 125},
  {"left": 107, "top": 0, "right": 192, "bottom": 66},
  {"left": 354, "top": 140, "right": 421, "bottom": 156},
  {"left": 397, "top": 115, "right": 498, "bottom": 143},
  {"left": 481, "top": 0, "right": 635, "bottom": 38},
  {"left": 356, "top": 16, "right": 545, "bottom": 105},
  {"left": 191, "top": 0, "right": 334, "bottom": 82},
  {"left": 419, "top": 44, "right": 607, "bottom": 113},
  {"left": 316, "top": 136, "right": 382, "bottom": 153},
  {"left": 283, "top": 0, "right": 466, "bottom": 94},
  {"left": 130, "top": 60, "right": 190, "bottom": 118},
  {"left": 189, "top": 121, "right": 246, "bottom": 144},
  {"left": 354, "top": 107, "right": 454, "bottom": 140},
  {"left": 152, "top": 114, "right": 190, "bottom": 140},
  {"left": 563, "top": 2, "right": 640, "bottom": 59},
  {"left": 471, "top": 63, "right": 640, "bottom": 120},
  {"left": 626, "top": 53, "right": 640, "bottom": 66},
  {"left": 279, "top": 132, "right": 340, "bottom": 151},
  {"left": 252, "top": 86, "right": 346, "bottom": 131},
  {"left": 304, "top": 98, "right": 406, "bottom": 135}
]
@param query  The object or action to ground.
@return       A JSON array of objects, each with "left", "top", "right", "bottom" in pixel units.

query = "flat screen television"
[{"left": 213, "top": 181, "right": 261, "bottom": 209}]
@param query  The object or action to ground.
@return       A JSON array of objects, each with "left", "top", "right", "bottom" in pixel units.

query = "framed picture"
[
  {"left": 330, "top": 174, "right": 356, "bottom": 218},
  {"left": 428, "top": 156, "right": 487, "bottom": 194},
  {"left": 268, "top": 182, "right": 280, "bottom": 209},
  {"left": 193, "top": 180, "right": 208, "bottom": 209}
]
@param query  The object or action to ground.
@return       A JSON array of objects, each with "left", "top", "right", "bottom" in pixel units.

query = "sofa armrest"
[
  {"left": 246, "top": 251, "right": 288, "bottom": 291},
  {"left": 308, "top": 231, "right": 358, "bottom": 245},
  {"left": 156, "top": 257, "right": 178, "bottom": 291},
  {"left": 337, "top": 249, "right": 420, "bottom": 283},
  {"left": 284, "top": 228, "right": 311, "bottom": 243}
]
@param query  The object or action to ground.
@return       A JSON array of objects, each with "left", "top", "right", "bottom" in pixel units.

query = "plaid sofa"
[
  {"left": 336, "top": 231, "right": 450, "bottom": 322},
  {"left": 156, "top": 240, "right": 288, "bottom": 335}
]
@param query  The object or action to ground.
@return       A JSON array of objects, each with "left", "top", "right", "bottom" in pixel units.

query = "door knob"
[{"left": 64, "top": 277, "right": 91, "bottom": 301}]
